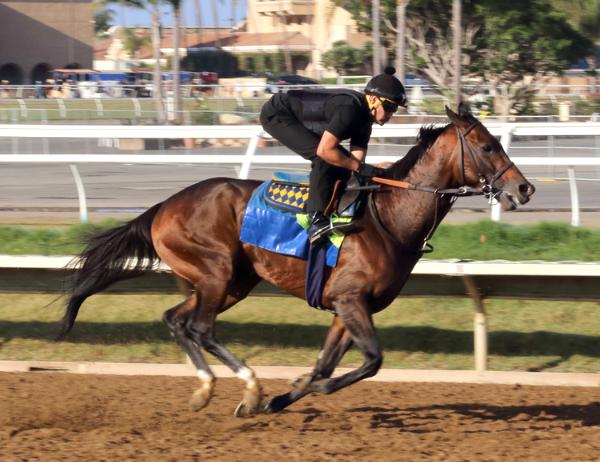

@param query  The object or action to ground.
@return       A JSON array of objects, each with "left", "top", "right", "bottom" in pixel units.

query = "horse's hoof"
[
  {"left": 263, "top": 395, "right": 289, "bottom": 414},
  {"left": 290, "top": 373, "right": 313, "bottom": 391},
  {"left": 189, "top": 388, "right": 212, "bottom": 412},
  {"left": 233, "top": 387, "right": 262, "bottom": 417}
]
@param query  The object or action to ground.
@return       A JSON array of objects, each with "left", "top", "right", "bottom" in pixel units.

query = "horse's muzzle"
[{"left": 498, "top": 181, "right": 535, "bottom": 210}]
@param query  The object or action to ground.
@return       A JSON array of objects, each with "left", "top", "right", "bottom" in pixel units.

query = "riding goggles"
[{"left": 379, "top": 97, "right": 399, "bottom": 113}]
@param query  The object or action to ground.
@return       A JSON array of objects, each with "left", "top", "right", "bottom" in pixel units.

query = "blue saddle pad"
[{"left": 240, "top": 181, "right": 343, "bottom": 267}]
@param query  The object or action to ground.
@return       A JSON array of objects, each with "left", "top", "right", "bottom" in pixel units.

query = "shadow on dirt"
[{"left": 350, "top": 402, "right": 600, "bottom": 429}]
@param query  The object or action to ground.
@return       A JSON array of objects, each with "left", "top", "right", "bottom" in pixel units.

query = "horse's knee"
[
  {"left": 187, "top": 323, "right": 212, "bottom": 349},
  {"left": 163, "top": 310, "right": 182, "bottom": 333},
  {"left": 364, "top": 352, "right": 383, "bottom": 378}
]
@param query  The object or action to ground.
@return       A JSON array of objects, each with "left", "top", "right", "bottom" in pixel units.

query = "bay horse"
[{"left": 59, "top": 105, "right": 534, "bottom": 416}]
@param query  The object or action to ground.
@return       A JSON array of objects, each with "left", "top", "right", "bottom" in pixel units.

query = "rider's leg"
[
  {"left": 260, "top": 103, "right": 353, "bottom": 245},
  {"left": 307, "top": 159, "right": 353, "bottom": 245}
]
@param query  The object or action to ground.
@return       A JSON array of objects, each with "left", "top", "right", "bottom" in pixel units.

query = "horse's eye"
[{"left": 482, "top": 144, "right": 492, "bottom": 153}]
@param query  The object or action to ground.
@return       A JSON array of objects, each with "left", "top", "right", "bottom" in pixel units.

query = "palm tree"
[
  {"left": 94, "top": 4, "right": 115, "bottom": 36},
  {"left": 452, "top": 0, "right": 461, "bottom": 109},
  {"left": 105, "top": 0, "right": 165, "bottom": 122},
  {"left": 165, "top": 0, "right": 182, "bottom": 123},
  {"left": 122, "top": 27, "right": 151, "bottom": 60}
]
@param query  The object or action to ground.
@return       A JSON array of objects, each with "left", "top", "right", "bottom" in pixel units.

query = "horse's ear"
[{"left": 445, "top": 105, "right": 460, "bottom": 124}]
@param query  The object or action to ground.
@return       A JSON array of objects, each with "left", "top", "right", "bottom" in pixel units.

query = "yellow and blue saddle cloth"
[
  {"left": 264, "top": 172, "right": 309, "bottom": 213},
  {"left": 240, "top": 172, "right": 354, "bottom": 267}
]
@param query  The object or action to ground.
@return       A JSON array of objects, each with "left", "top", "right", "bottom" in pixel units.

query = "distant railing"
[{"left": 0, "top": 122, "right": 599, "bottom": 225}]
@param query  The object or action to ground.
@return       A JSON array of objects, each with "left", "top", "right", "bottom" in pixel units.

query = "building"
[
  {"left": 0, "top": 0, "right": 94, "bottom": 84},
  {"left": 246, "top": 0, "right": 368, "bottom": 78},
  {"left": 94, "top": 1, "right": 368, "bottom": 79}
]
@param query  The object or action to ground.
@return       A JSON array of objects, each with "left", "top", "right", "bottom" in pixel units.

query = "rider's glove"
[{"left": 357, "top": 162, "right": 386, "bottom": 179}]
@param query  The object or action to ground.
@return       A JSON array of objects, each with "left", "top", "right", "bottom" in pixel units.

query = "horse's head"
[{"left": 445, "top": 104, "right": 535, "bottom": 210}]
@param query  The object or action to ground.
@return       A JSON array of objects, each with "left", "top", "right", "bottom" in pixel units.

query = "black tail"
[{"left": 57, "top": 203, "right": 163, "bottom": 340}]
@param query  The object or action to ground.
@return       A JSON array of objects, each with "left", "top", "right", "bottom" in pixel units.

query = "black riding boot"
[{"left": 308, "top": 212, "right": 353, "bottom": 246}]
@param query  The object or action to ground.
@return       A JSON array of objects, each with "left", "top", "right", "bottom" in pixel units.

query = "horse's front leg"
[
  {"left": 264, "top": 315, "right": 353, "bottom": 413},
  {"left": 308, "top": 299, "right": 382, "bottom": 395}
]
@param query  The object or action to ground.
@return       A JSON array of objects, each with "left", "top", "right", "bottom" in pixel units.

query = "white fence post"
[
  {"left": 568, "top": 167, "right": 580, "bottom": 227},
  {"left": 57, "top": 99, "right": 66, "bottom": 118},
  {"left": 68, "top": 164, "right": 88, "bottom": 223},
  {"left": 239, "top": 130, "right": 264, "bottom": 179},
  {"left": 463, "top": 275, "right": 488, "bottom": 372},
  {"left": 17, "top": 99, "right": 27, "bottom": 118},
  {"left": 94, "top": 98, "right": 104, "bottom": 117},
  {"left": 131, "top": 98, "right": 141, "bottom": 118}
]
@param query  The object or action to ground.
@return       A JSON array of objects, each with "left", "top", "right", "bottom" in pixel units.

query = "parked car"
[{"left": 265, "top": 74, "right": 320, "bottom": 93}]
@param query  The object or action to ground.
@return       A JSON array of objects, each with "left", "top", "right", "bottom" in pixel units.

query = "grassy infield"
[
  {"left": 0, "top": 98, "right": 265, "bottom": 123},
  {"left": 1, "top": 221, "right": 599, "bottom": 373}
]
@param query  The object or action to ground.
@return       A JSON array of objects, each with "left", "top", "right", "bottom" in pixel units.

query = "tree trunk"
[
  {"left": 152, "top": 6, "right": 165, "bottom": 123},
  {"left": 395, "top": 0, "right": 408, "bottom": 82},
  {"left": 173, "top": 5, "right": 182, "bottom": 124},
  {"left": 372, "top": 0, "right": 382, "bottom": 75},
  {"left": 452, "top": 0, "right": 462, "bottom": 109},
  {"left": 494, "top": 83, "right": 511, "bottom": 121}
]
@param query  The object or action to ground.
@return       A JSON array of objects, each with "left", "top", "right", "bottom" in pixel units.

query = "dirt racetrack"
[{"left": 1, "top": 372, "right": 598, "bottom": 461}]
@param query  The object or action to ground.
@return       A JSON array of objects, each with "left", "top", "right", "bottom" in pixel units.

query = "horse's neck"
[{"left": 375, "top": 143, "right": 457, "bottom": 249}]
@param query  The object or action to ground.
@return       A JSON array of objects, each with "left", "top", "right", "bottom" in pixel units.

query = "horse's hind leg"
[
  {"left": 265, "top": 315, "right": 353, "bottom": 413},
  {"left": 163, "top": 293, "right": 216, "bottom": 412},
  {"left": 186, "top": 276, "right": 263, "bottom": 417}
]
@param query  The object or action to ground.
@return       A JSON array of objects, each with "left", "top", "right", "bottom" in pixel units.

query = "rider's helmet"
[{"left": 364, "top": 66, "right": 407, "bottom": 110}]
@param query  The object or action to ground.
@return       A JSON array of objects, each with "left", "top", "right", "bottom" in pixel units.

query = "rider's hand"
[
  {"left": 376, "top": 161, "right": 394, "bottom": 169},
  {"left": 357, "top": 162, "right": 386, "bottom": 179}
]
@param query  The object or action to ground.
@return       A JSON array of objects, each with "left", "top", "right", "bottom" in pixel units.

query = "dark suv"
[{"left": 265, "top": 74, "right": 320, "bottom": 94}]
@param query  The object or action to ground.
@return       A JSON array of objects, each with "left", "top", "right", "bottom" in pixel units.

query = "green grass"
[
  {"left": 1, "top": 293, "right": 598, "bottom": 372},
  {"left": 0, "top": 97, "right": 267, "bottom": 123},
  {"left": 1, "top": 220, "right": 599, "bottom": 261},
  {"left": 0, "top": 221, "right": 122, "bottom": 255},
  {"left": 1, "top": 220, "right": 597, "bottom": 372}
]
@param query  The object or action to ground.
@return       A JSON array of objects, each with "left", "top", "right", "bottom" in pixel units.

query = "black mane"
[{"left": 389, "top": 124, "right": 449, "bottom": 179}]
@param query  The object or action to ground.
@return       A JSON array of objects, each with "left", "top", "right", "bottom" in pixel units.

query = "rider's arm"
[
  {"left": 316, "top": 131, "right": 362, "bottom": 172},
  {"left": 350, "top": 146, "right": 367, "bottom": 163}
]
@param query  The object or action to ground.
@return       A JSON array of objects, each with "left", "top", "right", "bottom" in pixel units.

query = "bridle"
[
  {"left": 455, "top": 121, "right": 514, "bottom": 204},
  {"left": 367, "top": 121, "right": 516, "bottom": 253}
]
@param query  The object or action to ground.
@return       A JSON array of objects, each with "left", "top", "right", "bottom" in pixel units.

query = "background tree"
[
  {"left": 340, "top": 0, "right": 593, "bottom": 116},
  {"left": 551, "top": 0, "right": 600, "bottom": 79},
  {"left": 106, "top": 0, "right": 166, "bottom": 122},
  {"left": 322, "top": 41, "right": 361, "bottom": 75},
  {"left": 322, "top": 41, "right": 373, "bottom": 75},
  {"left": 94, "top": 6, "right": 115, "bottom": 36},
  {"left": 122, "top": 28, "right": 151, "bottom": 60},
  {"left": 165, "top": 0, "right": 182, "bottom": 123},
  {"left": 340, "top": 0, "right": 479, "bottom": 88},
  {"left": 467, "top": 0, "right": 593, "bottom": 117}
]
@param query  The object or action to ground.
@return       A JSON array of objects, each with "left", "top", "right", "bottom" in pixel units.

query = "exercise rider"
[{"left": 259, "top": 66, "right": 407, "bottom": 246}]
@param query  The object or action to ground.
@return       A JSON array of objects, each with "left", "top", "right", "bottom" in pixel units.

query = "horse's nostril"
[{"left": 520, "top": 183, "right": 535, "bottom": 195}]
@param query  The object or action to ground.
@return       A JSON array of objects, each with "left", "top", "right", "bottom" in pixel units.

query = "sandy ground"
[{"left": 1, "top": 372, "right": 598, "bottom": 462}]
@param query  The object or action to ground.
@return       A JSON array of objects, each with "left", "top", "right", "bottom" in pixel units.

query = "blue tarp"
[{"left": 240, "top": 181, "right": 341, "bottom": 267}]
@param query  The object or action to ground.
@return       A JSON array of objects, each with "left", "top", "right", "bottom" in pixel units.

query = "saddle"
[{"left": 264, "top": 171, "right": 362, "bottom": 217}]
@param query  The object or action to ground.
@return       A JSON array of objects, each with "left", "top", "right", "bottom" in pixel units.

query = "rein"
[{"left": 368, "top": 121, "right": 516, "bottom": 253}]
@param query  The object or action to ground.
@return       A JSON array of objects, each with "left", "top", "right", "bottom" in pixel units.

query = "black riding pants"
[{"left": 260, "top": 94, "right": 348, "bottom": 214}]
